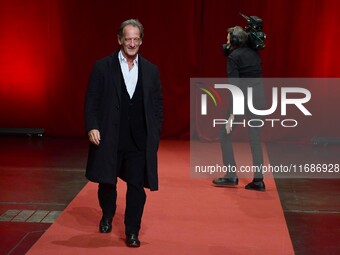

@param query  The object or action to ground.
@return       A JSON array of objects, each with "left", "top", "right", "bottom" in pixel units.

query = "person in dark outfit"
[
  {"left": 84, "top": 19, "right": 163, "bottom": 247},
  {"left": 212, "top": 26, "right": 266, "bottom": 191}
]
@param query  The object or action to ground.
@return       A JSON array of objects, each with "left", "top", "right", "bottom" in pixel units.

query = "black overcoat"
[{"left": 84, "top": 51, "right": 163, "bottom": 191}]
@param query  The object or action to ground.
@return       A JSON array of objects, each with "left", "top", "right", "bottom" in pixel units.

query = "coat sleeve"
[
  {"left": 84, "top": 62, "right": 103, "bottom": 133},
  {"left": 153, "top": 67, "right": 163, "bottom": 135}
]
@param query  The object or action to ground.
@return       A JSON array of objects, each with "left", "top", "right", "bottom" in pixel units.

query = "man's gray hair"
[
  {"left": 117, "top": 19, "right": 144, "bottom": 39},
  {"left": 228, "top": 26, "right": 248, "bottom": 47}
]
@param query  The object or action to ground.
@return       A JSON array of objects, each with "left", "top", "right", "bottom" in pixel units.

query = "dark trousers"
[
  {"left": 98, "top": 149, "right": 146, "bottom": 235},
  {"left": 220, "top": 113, "right": 264, "bottom": 179}
]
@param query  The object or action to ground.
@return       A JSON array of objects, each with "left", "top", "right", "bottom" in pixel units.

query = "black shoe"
[
  {"left": 212, "top": 176, "right": 238, "bottom": 186},
  {"left": 126, "top": 233, "right": 140, "bottom": 247},
  {"left": 245, "top": 180, "right": 265, "bottom": 191},
  {"left": 99, "top": 217, "right": 112, "bottom": 233}
]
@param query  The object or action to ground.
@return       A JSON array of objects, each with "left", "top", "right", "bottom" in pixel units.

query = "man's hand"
[
  {"left": 88, "top": 129, "right": 101, "bottom": 146},
  {"left": 225, "top": 114, "right": 234, "bottom": 134}
]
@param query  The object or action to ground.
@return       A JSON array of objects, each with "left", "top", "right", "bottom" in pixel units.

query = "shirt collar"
[{"left": 118, "top": 50, "right": 138, "bottom": 65}]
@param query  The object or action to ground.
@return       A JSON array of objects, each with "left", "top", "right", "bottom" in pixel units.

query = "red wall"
[{"left": 0, "top": 0, "right": 339, "bottom": 142}]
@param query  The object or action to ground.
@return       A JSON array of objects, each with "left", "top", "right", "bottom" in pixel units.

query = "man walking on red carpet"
[{"left": 84, "top": 19, "right": 163, "bottom": 247}]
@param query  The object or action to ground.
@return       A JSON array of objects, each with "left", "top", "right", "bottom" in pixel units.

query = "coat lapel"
[
  {"left": 110, "top": 51, "right": 122, "bottom": 104},
  {"left": 139, "top": 55, "right": 150, "bottom": 103}
]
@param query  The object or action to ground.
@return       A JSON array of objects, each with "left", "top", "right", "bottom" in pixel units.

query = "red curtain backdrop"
[{"left": 0, "top": 0, "right": 339, "bottom": 142}]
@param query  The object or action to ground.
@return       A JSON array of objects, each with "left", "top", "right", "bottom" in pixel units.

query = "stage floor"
[{"left": 0, "top": 136, "right": 339, "bottom": 254}]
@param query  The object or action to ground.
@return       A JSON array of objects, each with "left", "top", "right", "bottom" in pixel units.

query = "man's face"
[{"left": 118, "top": 25, "right": 142, "bottom": 59}]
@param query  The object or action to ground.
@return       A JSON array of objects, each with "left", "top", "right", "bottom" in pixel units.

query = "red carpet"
[{"left": 27, "top": 140, "right": 294, "bottom": 255}]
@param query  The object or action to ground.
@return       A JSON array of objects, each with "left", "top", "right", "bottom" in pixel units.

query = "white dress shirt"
[{"left": 118, "top": 50, "right": 138, "bottom": 99}]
